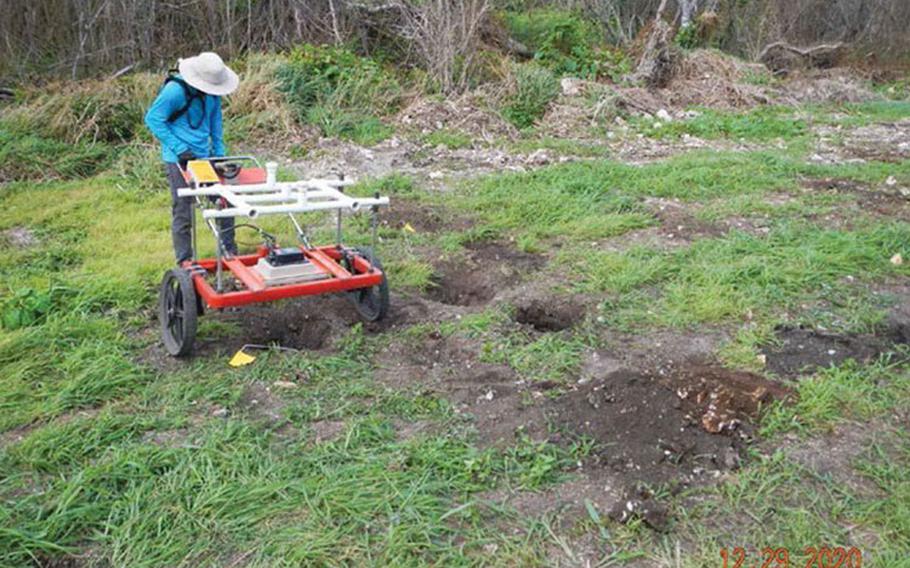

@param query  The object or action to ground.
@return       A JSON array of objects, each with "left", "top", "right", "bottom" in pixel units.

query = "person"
[{"left": 145, "top": 52, "right": 239, "bottom": 264}]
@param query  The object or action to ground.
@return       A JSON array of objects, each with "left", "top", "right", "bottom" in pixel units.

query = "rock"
[
  {"left": 560, "top": 77, "right": 584, "bottom": 97},
  {"left": 273, "top": 380, "right": 298, "bottom": 389},
  {"left": 886, "top": 176, "right": 897, "bottom": 187},
  {"left": 428, "top": 171, "right": 444, "bottom": 180},
  {"left": 212, "top": 407, "right": 229, "bottom": 418},
  {"left": 656, "top": 108, "right": 673, "bottom": 122}
]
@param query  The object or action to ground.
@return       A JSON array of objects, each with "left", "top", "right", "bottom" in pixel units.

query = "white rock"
[
  {"left": 886, "top": 175, "right": 897, "bottom": 186},
  {"left": 656, "top": 109, "right": 673, "bottom": 122},
  {"left": 429, "top": 171, "right": 444, "bottom": 180}
]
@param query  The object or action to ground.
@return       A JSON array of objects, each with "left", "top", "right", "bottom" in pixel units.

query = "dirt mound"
[
  {"left": 396, "top": 95, "right": 518, "bottom": 141},
  {"left": 426, "top": 241, "right": 545, "bottom": 306},
  {"left": 762, "top": 326, "right": 896, "bottom": 378},
  {"left": 548, "top": 370, "right": 749, "bottom": 485},
  {"left": 670, "top": 365, "right": 791, "bottom": 433}
]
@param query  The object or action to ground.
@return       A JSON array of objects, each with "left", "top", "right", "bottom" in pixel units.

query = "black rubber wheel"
[
  {"left": 159, "top": 268, "right": 198, "bottom": 357},
  {"left": 346, "top": 247, "right": 389, "bottom": 322}
]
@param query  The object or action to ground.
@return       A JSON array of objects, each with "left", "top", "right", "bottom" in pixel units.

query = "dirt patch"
[
  {"left": 141, "top": 428, "right": 192, "bottom": 448},
  {"left": 812, "top": 120, "right": 910, "bottom": 164},
  {"left": 309, "top": 419, "right": 346, "bottom": 444},
  {"left": 224, "top": 298, "right": 349, "bottom": 351},
  {"left": 425, "top": 241, "right": 545, "bottom": 306},
  {"left": 762, "top": 326, "right": 896, "bottom": 379},
  {"left": 381, "top": 199, "right": 473, "bottom": 234},
  {"left": 1, "top": 226, "right": 39, "bottom": 248},
  {"left": 802, "top": 177, "right": 910, "bottom": 220},
  {"left": 514, "top": 297, "right": 585, "bottom": 332},
  {"left": 548, "top": 367, "right": 785, "bottom": 487},
  {"left": 646, "top": 196, "right": 727, "bottom": 242},
  {"left": 237, "top": 382, "right": 288, "bottom": 428}
]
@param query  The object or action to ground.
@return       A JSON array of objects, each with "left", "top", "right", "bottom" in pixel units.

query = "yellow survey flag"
[
  {"left": 403, "top": 222, "right": 416, "bottom": 234},
  {"left": 229, "top": 349, "right": 256, "bottom": 367}
]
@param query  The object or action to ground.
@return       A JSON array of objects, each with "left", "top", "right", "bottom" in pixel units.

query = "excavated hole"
[
  {"left": 425, "top": 241, "right": 544, "bottom": 307},
  {"left": 514, "top": 298, "right": 585, "bottom": 332}
]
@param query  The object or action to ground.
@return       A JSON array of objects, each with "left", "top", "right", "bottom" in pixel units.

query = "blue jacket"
[{"left": 144, "top": 76, "right": 226, "bottom": 163}]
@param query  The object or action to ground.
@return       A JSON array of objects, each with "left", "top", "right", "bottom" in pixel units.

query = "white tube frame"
[{"left": 177, "top": 179, "right": 389, "bottom": 219}]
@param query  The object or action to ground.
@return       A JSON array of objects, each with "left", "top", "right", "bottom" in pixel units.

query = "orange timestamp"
[{"left": 720, "top": 546, "right": 863, "bottom": 568}]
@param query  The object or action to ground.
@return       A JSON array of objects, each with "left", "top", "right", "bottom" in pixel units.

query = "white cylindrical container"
[{"left": 266, "top": 161, "right": 278, "bottom": 190}]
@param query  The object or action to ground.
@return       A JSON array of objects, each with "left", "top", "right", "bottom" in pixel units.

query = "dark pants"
[{"left": 166, "top": 163, "right": 236, "bottom": 264}]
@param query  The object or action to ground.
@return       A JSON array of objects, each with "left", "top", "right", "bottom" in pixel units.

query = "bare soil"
[
  {"left": 514, "top": 296, "right": 586, "bottom": 332},
  {"left": 761, "top": 326, "right": 898, "bottom": 379},
  {"left": 424, "top": 241, "right": 545, "bottom": 306}
]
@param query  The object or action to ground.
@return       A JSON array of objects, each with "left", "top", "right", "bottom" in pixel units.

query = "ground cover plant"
[{"left": 1, "top": 32, "right": 910, "bottom": 568}]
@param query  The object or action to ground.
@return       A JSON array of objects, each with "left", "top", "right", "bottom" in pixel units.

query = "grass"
[
  {"left": 584, "top": 222, "right": 910, "bottom": 328},
  {"left": 423, "top": 128, "right": 473, "bottom": 150},
  {"left": 634, "top": 106, "right": 808, "bottom": 142},
  {"left": 2, "top": 82, "right": 910, "bottom": 565}
]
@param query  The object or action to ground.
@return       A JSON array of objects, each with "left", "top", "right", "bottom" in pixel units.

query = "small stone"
[
  {"left": 429, "top": 171, "right": 444, "bottom": 180},
  {"left": 886, "top": 176, "right": 897, "bottom": 187},
  {"left": 273, "top": 380, "right": 298, "bottom": 389},
  {"left": 212, "top": 407, "right": 229, "bottom": 418},
  {"left": 656, "top": 109, "right": 673, "bottom": 122}
]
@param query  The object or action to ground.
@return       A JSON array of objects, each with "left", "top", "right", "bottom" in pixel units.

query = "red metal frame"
[{"left": 183, "top": 245, "right": 383, "bottom": 309}]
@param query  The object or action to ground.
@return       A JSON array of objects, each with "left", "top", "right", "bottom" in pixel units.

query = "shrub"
[
  {"left": 500, "top": 63, "right": 559, "bottom": 129},
  {"left": 276, "top": 44, "right": 401, "bottom": 144},
  {"left": 502, "top": 9, "right": 626, "bottom": 79}
]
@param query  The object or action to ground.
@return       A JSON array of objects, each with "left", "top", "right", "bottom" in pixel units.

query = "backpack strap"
[{"left": 162, "top": 72, "right": 206, "bottom": 128}]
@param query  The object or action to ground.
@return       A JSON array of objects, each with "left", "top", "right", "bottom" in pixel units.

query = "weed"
[{"left": 501, "top": 62, "right": 560, "bottom": 129}]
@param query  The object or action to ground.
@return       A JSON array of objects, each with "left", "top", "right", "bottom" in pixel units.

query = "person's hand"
[{"left": 178, "top": 150, "right": 195, "bottom": 169}]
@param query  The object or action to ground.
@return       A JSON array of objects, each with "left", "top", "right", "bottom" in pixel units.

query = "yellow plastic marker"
[
  {"left": 229, "top": 349, "right": 256, "bottom": 367},
  {"left": 187, "top": 160, "right": 220, "bottom": 184},
  {"left": 403, "top": 222, "right": 416, "bottom": 234}
]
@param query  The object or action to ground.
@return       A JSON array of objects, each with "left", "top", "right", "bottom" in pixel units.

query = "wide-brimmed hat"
[{"left": 178, "top": 52, "right": 239, "bottom": 96}]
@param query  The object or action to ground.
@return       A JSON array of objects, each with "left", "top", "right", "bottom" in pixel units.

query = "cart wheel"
[
  {"left": 159, "top": 268, "right": 198, "bottom": 357},
  {"left": 347, "top": 247, "right": 389, "bottom": 322}
]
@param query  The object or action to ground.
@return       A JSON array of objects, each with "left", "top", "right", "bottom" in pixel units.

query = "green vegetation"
[
  {"left": 277, "top": 45, "right": 401, "bottom": 145},
  {"left": 1, "top": 37, "right": 910, "bottom": 567},
  {"left": 638, "top": 107, "right": 808, "bottom": 141},
  {"left": 502, "top": 9, "right": 629, "bottom": 80},
  {"left": 501, "top": 62, "right": 560, "bottom": 129},
  {"left": 0, "top": 128, "right": 113, "bottom": 182},
  {"left": 423, "top": 128, "right": 473, "bottom": 150}
]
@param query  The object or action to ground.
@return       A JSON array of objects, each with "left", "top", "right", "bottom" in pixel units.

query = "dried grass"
[{"left": 396, "top": 94, "right": 518, "bottom": 141}]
